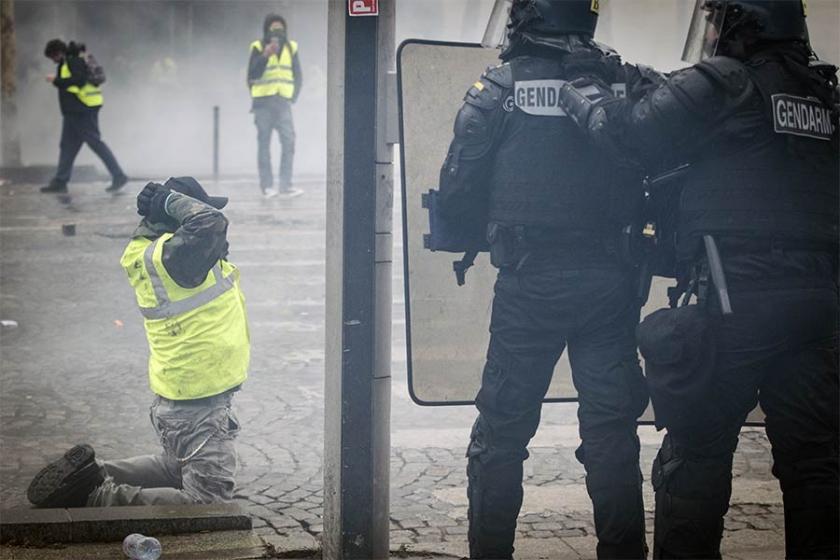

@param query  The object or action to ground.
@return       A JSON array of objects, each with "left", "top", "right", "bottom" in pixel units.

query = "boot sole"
[{"left": 27, "top": 444, "right": 96, "bottom": 507}]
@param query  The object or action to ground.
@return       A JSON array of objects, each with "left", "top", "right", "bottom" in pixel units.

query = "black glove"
[{"left": 137, "top": 182, "right": 172, "bottom": 223}]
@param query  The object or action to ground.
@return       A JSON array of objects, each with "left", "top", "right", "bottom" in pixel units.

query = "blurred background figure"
[
  {"left": 247, "top": 13, "right": 302, "bottom": 198},
  {"left": 41, "top": 38, "right": 127, "bottom": 194}
]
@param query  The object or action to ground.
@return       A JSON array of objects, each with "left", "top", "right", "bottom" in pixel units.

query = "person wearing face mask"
[
  {"left": 247, "top": 14, "right": 303, "bottom": 198},
  {"left": 26, "top": 177, "right": 249, "bottom": 508}
]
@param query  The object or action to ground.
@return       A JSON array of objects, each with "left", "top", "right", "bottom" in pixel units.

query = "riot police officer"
[
  {"left": 557, "top": 1, "right": 839, "bottom": 558},
  {"left": 438, "top": 1, "right": 662, "bottom": 558}
]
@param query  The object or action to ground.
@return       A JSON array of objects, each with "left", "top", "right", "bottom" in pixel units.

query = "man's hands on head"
[{"left": 137, "top": 182, "right": 172, "bottom": 224}]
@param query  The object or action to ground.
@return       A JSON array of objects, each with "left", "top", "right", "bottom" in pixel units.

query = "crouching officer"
[
  {"left": 557, "top": 1, "right": 839, "bottom": 557},
  {"left": 437, "top": 1, "right": 665, "bottom": 557},
  {"left": 27, "top": 177, "right": 250, "bottom": 507}
]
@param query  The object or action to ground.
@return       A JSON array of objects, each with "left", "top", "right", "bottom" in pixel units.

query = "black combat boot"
[{"left": 27, "top": 444, "right": 104, "bottom": 508}]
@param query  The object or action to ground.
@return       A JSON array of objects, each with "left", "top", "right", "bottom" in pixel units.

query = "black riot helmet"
[
  {"left": 683, "top": 0, "right": 808, "bottom": 63},
  {"left": 509, "top": 0, "right": 600, "bottom": 37},
  {"left": 498, "top": 0, "right": 601, "bottom": 60}
]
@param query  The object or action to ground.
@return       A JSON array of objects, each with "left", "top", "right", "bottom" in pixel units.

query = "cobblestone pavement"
[{"left": 0, "top": 179, "right": 785, "bottom": 558}]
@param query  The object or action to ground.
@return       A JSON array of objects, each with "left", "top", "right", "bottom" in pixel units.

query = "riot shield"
[
  {"left": 398, "top": 40, "right": 498, "bottom": 405},
  {"left": 397, "top": 39, "right": 762, "bottom": 424},
  {"left": 398, "top": 40, "right": 585, "bottom": 406}
]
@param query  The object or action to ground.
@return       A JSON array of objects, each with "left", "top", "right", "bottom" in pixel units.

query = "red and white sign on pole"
[{"left": 348, "top": 0, "right": 379, "bottom": 16}]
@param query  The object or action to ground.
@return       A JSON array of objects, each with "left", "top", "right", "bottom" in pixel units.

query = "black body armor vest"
[
  {"left": 487, "top": 55, "right": 643, "bottom": 236},
  {"left": 676, "top": 52, "right": 839, "bottom": 260}
]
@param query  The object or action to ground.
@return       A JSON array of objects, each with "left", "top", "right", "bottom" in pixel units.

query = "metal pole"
[
  {"left": 324, "top": 0, "right": 394, "bottom": 558},
  {"left": 1, "top": 0, "right": 22, "bottom": 167},
  {"left": 213, "top": 105, "right": 219, "bottom": 181}
]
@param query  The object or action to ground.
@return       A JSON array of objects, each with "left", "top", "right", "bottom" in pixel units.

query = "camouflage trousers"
[{"left": 87, "top": 391, "right": 240, "bottom": 506}]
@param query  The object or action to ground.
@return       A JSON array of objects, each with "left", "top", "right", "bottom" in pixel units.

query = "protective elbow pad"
[
  {"left": 633, "top": 57, "right": 752, "bottom": 133},
  {"left": 453, "top": 102, "right": 492, "bottom": 146}
]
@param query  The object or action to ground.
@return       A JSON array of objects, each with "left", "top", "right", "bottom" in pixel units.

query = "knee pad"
[
  {"left": 576, "top": 426, "right": 641, "bottom": 474},
  {"left": 651, "top": 437, "right": 730, "bottom": 559}
]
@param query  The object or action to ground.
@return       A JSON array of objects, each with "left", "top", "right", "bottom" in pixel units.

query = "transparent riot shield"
[{"left": 397, "top": 39, "right": 762, "bottom": 424}]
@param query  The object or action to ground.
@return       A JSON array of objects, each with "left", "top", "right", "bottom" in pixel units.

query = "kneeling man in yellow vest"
[{"left": 27, "top": 177, "right": 250, "bottom": 508}]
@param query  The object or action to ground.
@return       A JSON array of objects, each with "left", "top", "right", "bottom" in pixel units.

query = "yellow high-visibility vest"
[
  {"left": 249, "top": 39, "right": 298, "bottom": 100},
  {"left": 121, "top": 234, "right": 250, "bottom": 400},
  {"left": 60, "top": 61, "right": 103, "bottom": 108}
]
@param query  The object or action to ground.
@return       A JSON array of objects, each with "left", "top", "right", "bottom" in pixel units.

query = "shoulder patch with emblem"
[{"left": 772, "top": 94, "right": 835, "bottom": 141}]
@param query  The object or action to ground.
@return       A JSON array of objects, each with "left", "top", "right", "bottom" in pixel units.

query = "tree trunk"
[{"left": 1, "top": 0, "right": 22, "bottom": 167}]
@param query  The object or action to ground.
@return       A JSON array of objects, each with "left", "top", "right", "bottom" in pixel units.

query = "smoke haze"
[
  {"left": 7, "top": 0, "right": 838, "bottom": 181},
  {"left": 12, "top": 0, "right": 327, "bottom": 180}
]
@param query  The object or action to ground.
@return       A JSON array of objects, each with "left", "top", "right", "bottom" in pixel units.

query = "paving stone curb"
[{"left": 0, "top": 504, "right": 251, "bottom": 545}]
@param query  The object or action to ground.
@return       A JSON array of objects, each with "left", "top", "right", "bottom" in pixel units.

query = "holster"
[
  {"left": 422, "top": 188, "right": 489, "bottom": 285},
  {"left": 488, "top": 223, "right": 529, "bottom": 269},
  {"left": 637, "top": 305, "right": 717, "bottom": 431}
]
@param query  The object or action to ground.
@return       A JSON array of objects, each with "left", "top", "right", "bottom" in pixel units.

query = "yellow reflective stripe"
[
  {"left": 139, "top": 238, "right": 235, "bottom": 320},
  {"left": 60, "top": 62, "right": 102, "bottom": 106}
]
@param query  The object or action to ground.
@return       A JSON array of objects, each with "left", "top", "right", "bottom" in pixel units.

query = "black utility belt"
[{"left": 488, "top": 224, "right": 610, "bottom": 248}]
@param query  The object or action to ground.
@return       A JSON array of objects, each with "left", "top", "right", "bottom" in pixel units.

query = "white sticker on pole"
[{"left": 349, "top": 0, "right": 379, "bottom": 16}]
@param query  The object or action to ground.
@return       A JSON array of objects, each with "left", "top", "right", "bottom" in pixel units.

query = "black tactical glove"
[
  {"left": 137, "top": 182, "right": 172, "bottom": 223},
  {"left": 568, "top": 76, "right": 614, "bottom": 100}
]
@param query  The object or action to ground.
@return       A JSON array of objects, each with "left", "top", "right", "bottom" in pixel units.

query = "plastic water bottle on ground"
[{"left": 122, "top": 533, "right": 162, "bottom": 560}]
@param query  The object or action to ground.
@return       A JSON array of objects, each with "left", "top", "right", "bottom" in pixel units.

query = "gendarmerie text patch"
[{"left": 772, "top": 94, "right": 835, "bottom": 141}]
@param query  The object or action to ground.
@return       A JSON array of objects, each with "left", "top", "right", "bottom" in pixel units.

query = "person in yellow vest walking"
[
  {"left": 248, "top": 14, "right": 303, "bottom": 198},
  {"left": 41, "top": 39, "right": 128, "bottom": 194},
  {"left": 26, "top": 177, "right": 250, "bottom": 507}
]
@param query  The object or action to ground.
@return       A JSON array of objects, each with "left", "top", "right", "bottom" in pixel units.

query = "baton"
[{"left": 703, "top": 235, "right": 733, "bottom": 315}]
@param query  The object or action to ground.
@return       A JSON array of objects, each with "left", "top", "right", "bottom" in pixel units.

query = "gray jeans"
[
  {"left": 87, "top": 392, "right": 240, "bottom": 506},
  {"left": 254, "top": 98, "right": 295, "bottom": 190}
]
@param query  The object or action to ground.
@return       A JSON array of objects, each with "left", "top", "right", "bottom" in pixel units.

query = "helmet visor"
[
  {"left": 682, "top": 0, "right": 727, "bottom": 64},
  {"left": 481, "top": 0, "right": 513, "bottom": 49}
]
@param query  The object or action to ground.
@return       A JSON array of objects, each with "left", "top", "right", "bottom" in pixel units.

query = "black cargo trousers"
[
  {"left": 467, "top": 249, "right": 649, "bottom": 560},
  {"left": 648, "top": 250, "right": 839, "bottom": 560},
  {"left": 53, "top": 108, "right": 125, "bottom": 187}
]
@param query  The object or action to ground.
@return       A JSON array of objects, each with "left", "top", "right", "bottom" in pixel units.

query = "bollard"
[{"left": 213, "top": 105, "right": 219, "bottom": 182}]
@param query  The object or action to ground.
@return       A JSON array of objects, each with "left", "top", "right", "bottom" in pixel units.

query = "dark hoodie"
[{"left": 247, "top": 13, "right": 303, "bottom": 108}]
